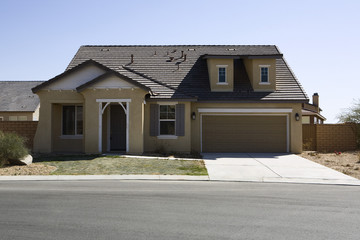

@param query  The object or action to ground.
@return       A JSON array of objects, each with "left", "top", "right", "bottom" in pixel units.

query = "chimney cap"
[{"left": 313, "top": 92, "right": 319, "bottom": 96}]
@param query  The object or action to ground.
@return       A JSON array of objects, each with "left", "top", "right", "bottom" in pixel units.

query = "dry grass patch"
[
  {"left": 31, "top": 155, "right": 208, "bottom": 176},
  {"left": 300, "top": 151, "right": 360, "bottom": 179}
]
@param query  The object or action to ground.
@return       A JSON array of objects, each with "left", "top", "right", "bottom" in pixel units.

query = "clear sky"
[{"left": 0, "top": 0, "right": 359, "bottom": 123}]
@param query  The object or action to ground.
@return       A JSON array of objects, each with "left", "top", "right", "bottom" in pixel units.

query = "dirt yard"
[
  {"left": 300, "top": 151, "right": 360, "bottom": 180},
  {"left": 0, "top": 163, "right": 57, "bottom": 176}
]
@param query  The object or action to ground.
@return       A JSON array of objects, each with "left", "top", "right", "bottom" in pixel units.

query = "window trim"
[
  {"left": 9, "top": 116, "right": 18, "bottom": 121},
  {"left": 216, "top": 65, "right": 228, "bottom": 84},
  {"left": 61, "top": 104, "right": 83, "bottom": 137},
  {"left": 158, "top": 104, "right": 176, "bottom": 137},
  {"left": 259, "top": 65, "right": 270, "bottom": 84},
  {"left": 0, "top": 116, "right": 3, "bottom": 121}
]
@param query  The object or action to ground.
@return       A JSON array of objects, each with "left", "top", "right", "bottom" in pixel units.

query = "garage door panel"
[{"left": 202, "top": 116, "right": 287, "bottom": 153}]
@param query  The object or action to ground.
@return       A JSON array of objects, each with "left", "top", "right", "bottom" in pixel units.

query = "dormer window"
[
  {"left": 217, "top": 65, "right": 228, "bottom": 85},
  {"left": 259, "top": 65, "right": 270, "bottom": 84}
]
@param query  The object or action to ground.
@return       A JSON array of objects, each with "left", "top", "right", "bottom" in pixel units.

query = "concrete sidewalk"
[{"left": 203, "top": 153, "right": 360, "bottom": 185}]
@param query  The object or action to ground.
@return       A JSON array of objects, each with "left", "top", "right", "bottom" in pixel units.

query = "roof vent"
[
  {"left": 188, "top": 48, "right": 196, "bottom": 51},
  {"left": 100, "top": 48, "right": 110, "bottom": 51},
  {"left": 131, "top": 54, "right": 134, "bottom": 64},
  {"left": 227, "top": 48, "right": 236, "bottom": 51},
  {"left": 154, "top": 51, "right": 157, "bottom": 56}
]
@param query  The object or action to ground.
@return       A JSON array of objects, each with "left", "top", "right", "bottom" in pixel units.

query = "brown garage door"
[{"left": 202, "top": 115, "right": 287, "bottom": 152}]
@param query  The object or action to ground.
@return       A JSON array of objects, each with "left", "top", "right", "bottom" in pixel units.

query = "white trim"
[
  {"left": 107, "top": 107, "right": 110, "bottom": 152},
  {"left": 97, "top": 99, "right": 131, "bottom": 153},
  {"left": 126, "top": 102, "right": 129, "bottom": 153},
  {"left": 259, "top": 65, "right": 270, "bottom": 67},
  {"left": 259, "top": 82, "right": 271, "bottom": 85},
  {"left": 216, "top": 82, "right": 229, "bottom": 85},
  {"left": 216, "top": 65, "right": 228, "bottom": 68},
  {"left": 197, "top": 108, "right": 293, "bottom": 113},
  {"left": 157, "top": 135, "right": 178, "bottom": 140},
  {"left": 98, "top": 103, "right": 102, "bottom": 153},
  {"left": 200, "top": 113, "right": 290, "bottom": 153},
  {"left": 96, "top": 99, "right": 132, "bottom": 103}
]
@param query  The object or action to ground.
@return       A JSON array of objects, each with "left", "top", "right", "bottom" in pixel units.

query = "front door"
[{"left": 110, "top": 105, "right": 126, "bottom": 151}]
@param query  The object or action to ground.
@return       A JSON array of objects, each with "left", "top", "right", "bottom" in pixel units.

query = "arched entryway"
[{"left": 96, "top": 99, "right": 131, "bottom": 153}]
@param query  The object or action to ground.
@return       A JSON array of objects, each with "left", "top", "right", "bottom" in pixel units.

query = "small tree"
[
  {"left": 337, "top": 99, "right": 360, "bottom": 148},
  {"left": 337, "top": 99, "right": 360, "bottom": 124},
  {"left": 0, "top": 131, "right": 29, "bottom": 167}
]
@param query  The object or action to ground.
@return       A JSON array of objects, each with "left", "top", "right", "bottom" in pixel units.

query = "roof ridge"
[
  {"left": 279, "top": 57, "right": 309, "bottom": 101},
  {"left": 120, "top": 65, "right": 196, "bottom": 99},
  {"left": 80, "top": 44, "right": 278, "bottom": 47}
]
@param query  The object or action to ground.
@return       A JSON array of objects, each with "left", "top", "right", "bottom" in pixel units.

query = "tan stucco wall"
[
  {"left": 0, "top": 112, "right": 34, "bottom": 121},
  {"left": 206, "top": 58, "right": 234, "bottom": 92},
  {"left": 243, "top": 58, "right": 276, "bottom": 92},
  {"left": 190, "top": 102, "right": 303, "bottom": 154},
  {"left": 33, "top": 90, "right": 84, "bottom": 153},
  {"left": 144, "top": 102, "right": 192, "bottom": 153},
  {"left": 81, "top": 88, "right": 147, "bottom": 154}
]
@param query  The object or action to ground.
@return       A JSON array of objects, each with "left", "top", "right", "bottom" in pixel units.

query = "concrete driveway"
[{"left": 203, "top": 153, "right": 360, "bottom": 185}]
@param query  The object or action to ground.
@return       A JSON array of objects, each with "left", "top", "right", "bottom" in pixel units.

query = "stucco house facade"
[{"left": 32, "top": 45, "right": 308, "bottom": 154}]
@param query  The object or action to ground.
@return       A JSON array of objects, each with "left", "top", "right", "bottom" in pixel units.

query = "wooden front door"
[{"left": 110, "top": 105, "right": 126, "bottom": 151}]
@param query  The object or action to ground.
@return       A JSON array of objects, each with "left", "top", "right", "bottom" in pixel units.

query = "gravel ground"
[
  {"left": 300, "top": 151, "right": 360, "bottom": 179},
  {"left": 0, "top": 163, "right": 57, "bottom": 176}
]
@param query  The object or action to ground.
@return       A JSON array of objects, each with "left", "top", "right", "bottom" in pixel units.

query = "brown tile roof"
[{"left": 53, "top": 45, "right": 308, "bottom": 102}]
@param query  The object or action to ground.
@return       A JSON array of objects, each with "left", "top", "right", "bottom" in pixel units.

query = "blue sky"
[{"left": 1, "top": 0, "right": 359, "bottom": 123}]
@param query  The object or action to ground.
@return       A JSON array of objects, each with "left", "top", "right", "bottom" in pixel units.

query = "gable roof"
[
  {"left": 65, "top": 45, "right": 308, "bottom": 102},
  {"left": 0, "top": 81, "right": 43, "bottom": 111},
  {"left": 32, "top": 59, "right": 150, "bottom": 93}
]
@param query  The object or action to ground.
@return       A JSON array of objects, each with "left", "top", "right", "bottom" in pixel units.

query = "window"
[
  {"left": 159, "top": 105, "right": 175, "bottom": 135},
  {"left": 0, "top": 117, "right": 3, "bottom": 121},
  {"left": 9, "top": 116, "right": 17, "bottom": 121},
  {"left": 260, "top": 67, "right": 269, "bottom": 83},
  {"left": 18, "top": 116, "right": 27, "bottom": 121},
  {"left": 62, "top": 105, "right": 83, "bottom": 135},
  {"left": 218, "top": 67, "right": 226, "bottom": 83}
]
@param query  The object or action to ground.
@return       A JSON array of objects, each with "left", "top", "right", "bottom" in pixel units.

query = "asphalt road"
[{"left": 0, "top": 181, "right": 359, "bottom": 240}]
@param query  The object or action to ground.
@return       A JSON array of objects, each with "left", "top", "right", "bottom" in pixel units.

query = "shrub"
[{"left": 0, "top": 131, "right": 29, "bottom": 167}]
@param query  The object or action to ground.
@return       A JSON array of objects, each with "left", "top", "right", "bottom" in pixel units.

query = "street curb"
[
  {"left": 1, "top": 175, "right": 360, "bottom": 186},
  {"left": 0, "top": 175, "right": 210, "bottom": 181}
]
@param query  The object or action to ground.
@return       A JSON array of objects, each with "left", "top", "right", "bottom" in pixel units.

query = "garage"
[{"left": 201, "top": 115, "right": 288, "bottom": 153}]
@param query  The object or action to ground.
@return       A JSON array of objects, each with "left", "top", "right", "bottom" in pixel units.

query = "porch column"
[
  {"left": 98, "top": 102, "right": 102, "bottom": 153},
  {"left": 126, "top": 102, "right": 129, "bottom": 152}
]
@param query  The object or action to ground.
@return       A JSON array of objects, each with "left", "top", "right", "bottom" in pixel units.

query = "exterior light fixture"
[
  {"left": 192, "top": 112, "right": 196, "bottom": 120},
  {"left": 295, "top": 113, "right": 300, "bottom": 121}
]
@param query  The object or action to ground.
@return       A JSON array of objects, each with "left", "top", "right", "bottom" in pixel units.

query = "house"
[
  {"left": 302, "top": 93, "right": 326, "bottom": 124},
  {"left": 0, "top": 81, "right": 43, "bottom": 121},
  {"left": 32, "top": 45, "right": 308, "bottom": 154}
]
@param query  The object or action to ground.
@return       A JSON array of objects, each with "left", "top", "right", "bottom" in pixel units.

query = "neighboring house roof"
[
  {"left": 302, "top": 103, "right": 326, "bottom": 121},
  {"left": 0, "top": 81, "right": 43, "bottom": 111},
  {"left": 34, "top": 45, "right": 309, "bottom": 102}
]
